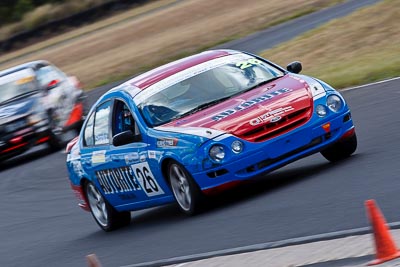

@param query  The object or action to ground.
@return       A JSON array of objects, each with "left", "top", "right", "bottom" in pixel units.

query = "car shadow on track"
[
  {"left": 201, "top": 154, "right": 362, "bottom": 214},
  {"left": 101, "top": 154, "right": 363, "bottom": 234}
]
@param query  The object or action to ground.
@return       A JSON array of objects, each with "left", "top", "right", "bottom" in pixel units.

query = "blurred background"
[
  {"left": 1, "top": 1, "right": 399, "bottom": 267},
  {"left": 1, "top": 0, "right": 398, "bottom": 90}
]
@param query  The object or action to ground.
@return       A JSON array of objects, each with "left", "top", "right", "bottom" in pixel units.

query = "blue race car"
[{"left": 66, "top": 50, "right": 357, "bottom": 231}]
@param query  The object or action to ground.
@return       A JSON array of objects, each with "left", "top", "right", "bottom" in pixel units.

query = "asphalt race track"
[
  {"left": 1, "top": 0, "right": 395, "bottom": 266},
  {"left": 2, "top": 77, "right": 400, "bottom": 267}
]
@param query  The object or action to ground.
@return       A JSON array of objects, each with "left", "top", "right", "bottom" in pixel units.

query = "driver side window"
[{"left": 112, "top": 100, "right": 140, "bottom": 137}]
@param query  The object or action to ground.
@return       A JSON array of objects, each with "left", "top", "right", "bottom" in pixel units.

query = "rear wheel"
[
  {"left": 85, "top": 181, "right": 131, "bottom": 232},
  {"left": 167, "top": 161, "right": 203, "bottom": 215},
  {"left": 321, "top": 132, "right": 357, "bottom": 162},
  {"left": 48, "top": 129, "right": 64, "bottom": 150}
]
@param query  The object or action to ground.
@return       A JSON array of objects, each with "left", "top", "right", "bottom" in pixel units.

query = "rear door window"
[
  {"left": 94, "top": 101, "right": 111, "bottom": 146},
  {"left": 82, "top": 101, "right": 112, "bottom": 147},
  {"left": 83, "top": 112, "right": 95, "bottom": 147}
]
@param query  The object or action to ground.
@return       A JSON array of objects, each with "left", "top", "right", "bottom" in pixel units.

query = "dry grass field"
[
  {"left": 0, "top": 0, "right": 113, "bottom": 40},
  {"left": 0, "top": 0, "right": 339, "bottom": 89},
  {"left": 261, "top": 0, "right": 399, "bottom": 88}
]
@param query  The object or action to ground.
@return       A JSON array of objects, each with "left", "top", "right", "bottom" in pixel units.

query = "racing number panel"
[{"left": 79, "top": 97, "right": 168, "bottom": 208}]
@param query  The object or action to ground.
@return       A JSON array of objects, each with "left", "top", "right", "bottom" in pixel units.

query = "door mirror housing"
[
  {"left": 46, "top": 79, "right": 61, "bottom": 90},
  {"left": 112, "top": 130, "right": 141, "bottom": 146},
  {"left": 286, "top": 61, "right": 302, "bottom": 74}
]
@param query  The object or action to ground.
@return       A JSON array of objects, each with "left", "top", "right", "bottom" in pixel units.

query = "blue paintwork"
[
  {"left": 0, "top": 94, "right": 38, "bottom": 117},
  {"left": 66, "top": 80, "right": 355, "bottom": 213}
]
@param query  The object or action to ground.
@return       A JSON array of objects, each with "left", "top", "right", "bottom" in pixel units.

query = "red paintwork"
[
  {"left": 47, "top": 79, "right": 60, "bottom": 88},
  {"left": 130, "top": 50, "right": 232, "bottom": 90},
  {"left": 164, "top": 75, "right": 313, "bottom": 142},
  {"left": 341, "top": 127, "right": 355, "bottom": 140},
  {"left": 35, "top": 136, "right": 49, "bottom": 144},
  {"left": 64, "top": 102, "right": 83, "bottom": 127},
  {"left": 10, "top": 136, "right": 23, "bottom": 144},
  {"left": 202, "top": 180, "right": 243, "bottom": 195},
  {"left": 1, "top": 142, "right": 28, "bottom": 153},
  {"left": 65, "top": 136, "right": 79, "bottom": 153},
  {"left": 70, "top": 183, "right": 89, "bottom": 211}
]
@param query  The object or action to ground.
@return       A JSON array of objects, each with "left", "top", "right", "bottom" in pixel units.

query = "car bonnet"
[{"left": 157, "top": 74, "right": 317, "bottom": 142}]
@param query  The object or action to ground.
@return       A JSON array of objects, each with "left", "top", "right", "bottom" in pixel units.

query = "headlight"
[
  {"left": 316, "top": 105, "right": 327, "bottom": 117},
  {"left": 209, "top": 145, "right": 225, "bottom": 162},
  {"left": 327, "top": 95, "right": 342, "bottom": 112},
  {"left": 231, "top": 140, "right": 243, "bottom": 153}
]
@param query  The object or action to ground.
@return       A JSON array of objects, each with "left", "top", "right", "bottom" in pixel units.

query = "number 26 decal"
[
  {"left": 236, "top": 58, "right": 262, "bottom": 69},
  {"left": 131, "top": 162, "right": 164, "bottom": 197}
]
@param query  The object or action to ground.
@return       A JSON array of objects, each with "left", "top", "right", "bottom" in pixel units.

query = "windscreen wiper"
[
  {"left": 171, "top": 96, "right": 232, "bottom": 120},
  {"left": 242, "top": 75, "right": 284, "bottom": 93}
]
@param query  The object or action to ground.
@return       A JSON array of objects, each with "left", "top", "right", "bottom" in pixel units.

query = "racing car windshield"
[
  {"left": 137, "top": 54, "right": 284, "bottom": 127},
  {"left": 0, "top": 68, "right": 37, "bottom": 104}
]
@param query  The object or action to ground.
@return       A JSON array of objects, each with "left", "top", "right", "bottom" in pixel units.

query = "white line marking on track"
[
  {"left": 341, "top": 76, "right": 400, "bottom": 91},
  {"left": 122, "top": 221, "right": 400, "bottom": 267}
]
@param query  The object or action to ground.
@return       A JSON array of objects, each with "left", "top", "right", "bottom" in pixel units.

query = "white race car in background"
[{"left": 0, "top": 60, "right": 87, "bottom": 161}]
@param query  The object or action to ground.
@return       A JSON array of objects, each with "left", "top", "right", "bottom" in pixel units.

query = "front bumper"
[
  {"left": 192, "top": 110, "right": 355, "bottom": 191},
  {"left": 0, "top": 123, "right": 50, "bottom": 160}
]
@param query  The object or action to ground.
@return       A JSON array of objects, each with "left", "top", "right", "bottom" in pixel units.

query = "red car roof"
[{"left": 129, "top": 50, "right": 234, "bottom": 90}]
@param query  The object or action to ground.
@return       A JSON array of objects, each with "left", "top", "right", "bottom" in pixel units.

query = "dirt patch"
[{"left": 0, "top": 0, "right": 338, "bottom": 89}]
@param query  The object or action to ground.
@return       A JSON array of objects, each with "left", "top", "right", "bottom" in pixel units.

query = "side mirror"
[
  {"left": 47, "top": 79, "right": 60, "bottom": 90},
  {"left": 112, "top": 130, "right": 141, "bottom": 147},
  {"left": 286, "top": 61, "right": 302, "bottom": 74}
]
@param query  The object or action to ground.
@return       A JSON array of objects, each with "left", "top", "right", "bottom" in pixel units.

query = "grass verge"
[
  {"left": 260, "top": 0, "right": 400, "bottom": 89},
  {"left": 0, "top": 0, "right": 342, "bottom": 89},
  {"left": 0, "top": 0, "right": 178, "bottom": 65},
  {"left": 1, "top": 0, "right": 115, "bottom": 40}
]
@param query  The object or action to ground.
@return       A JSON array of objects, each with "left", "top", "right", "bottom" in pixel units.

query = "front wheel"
[
  {"left": 167, "top": 161, "right": 203, "bottom": 215},
  {"left": 85, "top": 181, "right": 131, "bottom": 232},
  {"left": 47, "top": 109, "right": 65, "bottom": 150},
  {"left": 321, "top": 132, "right": 357, "bottom": 162}
]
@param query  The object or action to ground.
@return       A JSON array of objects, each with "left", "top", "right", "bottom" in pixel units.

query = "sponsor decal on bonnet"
[
  {"left": 212, "top": 88, "right": 292, "bottom": 121},
  {"left": 250, "top": 106, "right": 294, "bottom": 126}
]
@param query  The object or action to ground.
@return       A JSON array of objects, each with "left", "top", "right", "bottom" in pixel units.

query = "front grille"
[{"left": 238, "top": 107, "right": 312, "bottom": 142}]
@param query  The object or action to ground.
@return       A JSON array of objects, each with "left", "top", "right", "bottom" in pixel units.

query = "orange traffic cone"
[
  {"left": 86, "top": 254, "right": 102, "bottom": 267},
  {"left": 365, "top": 199, "right": 400, "bottom": 265}
]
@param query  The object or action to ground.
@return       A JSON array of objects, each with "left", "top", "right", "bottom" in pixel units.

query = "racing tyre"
[
  {"left": 321, "top": 132, "right": 357, "bottom": 162},
  {"left": 85, "top": 181, "right": 131, "bottom": 232},
  {"left": 48, "top": 131, "right": 63, "bottom": 150},
  {"left": 167, "top": 161, "right": 203, "bottom": 215},
  {"left": 47, "top": 109, "right": 64, "bottom": 150}
]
